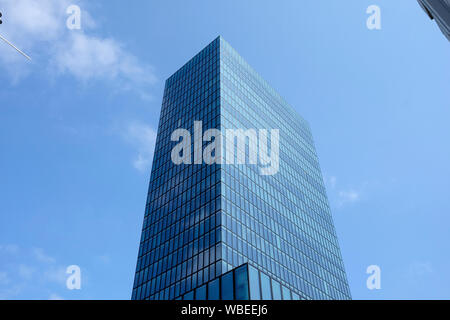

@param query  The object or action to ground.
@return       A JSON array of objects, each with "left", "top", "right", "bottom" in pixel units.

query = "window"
[
  {"left": 208, "top": 278, "right": 220, "bottom": 300},
  {"left": 184, "top": 290, "right": 194, "bottom": 300},
  {"left": 271, "top": 279, "right": 281, "bottom": 300},
  {"left": 221, "top": 271, "right": 234, "bottom": 300},
  {"left": 282, "top": 286, "right": 291, "bottom": 300},
  {"left": 248, "top": 265, "right": 260, "bottom": 300},
  {"left": 195, "top": 284, "right": 206, "bottom": 300},
  {"left": 234, "top": 264, "right": 249, "bottom": 300},
  {"left": 260, "top": 272, "right": 271, "bottom": 300}
]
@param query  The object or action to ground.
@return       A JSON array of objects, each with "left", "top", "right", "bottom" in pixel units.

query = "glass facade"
[
  {"left": 132, "top": 36, "right": 351, "bottom": 300},
  {"left": 132, "top": 38, "right": 222, "bottom": 301},
  {"left": 418, "top": 0, "right": 450, "bottom": 41},
  {"left": 174, "top": 263, "right": 305, "bottom": 301}
]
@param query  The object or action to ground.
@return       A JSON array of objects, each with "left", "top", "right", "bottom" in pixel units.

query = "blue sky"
[{"left": 0, "top": 0, "right": 449, "bottom": 300}]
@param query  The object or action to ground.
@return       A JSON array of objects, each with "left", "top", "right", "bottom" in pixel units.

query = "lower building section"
[{"left": 175, "top": 263, "right": 305, "bottom": 300}]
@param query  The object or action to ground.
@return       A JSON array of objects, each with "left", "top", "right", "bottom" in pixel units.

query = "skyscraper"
[
  {"left": 132, "top": 36, "right": 351, "bottom": 300},
  {"left": 418, "top": 0, "right": 450, "bottom": 41}
]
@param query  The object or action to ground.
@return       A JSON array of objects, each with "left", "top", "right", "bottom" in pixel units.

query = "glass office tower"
[
  {"left": 132, "top": 36, "right": 351, "bottom": 300},
  {"left": 418, "top": 0, "right": 450, "bottom": 41}
]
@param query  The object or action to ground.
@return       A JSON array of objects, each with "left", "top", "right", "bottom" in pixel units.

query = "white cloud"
[
  {"left": 407, "top": 261, "right": 433, "bottom": 277},
  {"left": 0, "top": 244, "right": 19, "bottom": 255},
  {"left": 0, "top": 245, "right": 76, "bottom": 299},
  {"left": 53, "top": 33, "right": 157, "bottom": 87},
  {"left": 0, "top": 272, "right": 10, "bottom": 285},
  {"left": 329, "top": 176, "right": 337, "bottom": 189},
  {"left": 123, "top": 123, "right": 157, "bottom": 172},
  {"left": 32, "top": 247, "right": 56, "bottom": 264},
  {"left": 49, "top": 293, "right": 64, "bottom": 300},
  {"left": 324, "top": 175, "right": 362, "bottom": 208},
  {"left": 0, "top": 0, "right": 69, "bottom": 80},
  {"left": 0, "top": 284, "right": 22, "bottom": 299},
  {"left": 133, "top": 154, "right": 151, "bottom": 172},
  {"left": 338, "top": 190, "right": 360, "bottom": 206},
  {"left": 0, "top": 0, "right": 66, "bottom": 43},
  {"left": 0, "top": 0, "right": 156, "bottom": 95},
  {"left": 18, "top": 264, "right": 35, "bottom": 279},
  {"left": 95, "top": 254, "right": 111, "bottom": 264},
  {"left": 43, "top": 265, "right": 67, "bottom": 285}
]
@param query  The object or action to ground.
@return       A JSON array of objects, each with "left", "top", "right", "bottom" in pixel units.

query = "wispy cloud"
[
  {"left": 32, "top": 247, "right": 56, "bottom": 264},
  {"left": 52, "top": 33, "right": 157, "bottom": 96},
  {"left": 95, "top": 254, "right": 111, "bottom": 265},
  {"left": 18, "top": 264, "right": 35, "bottom": 280},
  {"left": 338, "top": 190, "right": 360, "bottom": 206},
  {"left": 48, "top": 293, "right": 64, "bottom": 300},
  {"left": 0, "top": 0, "right": 157, "bottom": 96},
  {"left": 0, "top": 284, "right": 23, "bottom": 300},
  {"left": 0, "top": 244, "right": 19, "bottom": 255},
  {"left": 406, "top": 261, "right": 433, "bottom": 278},
  {"left": 329, "top": 176, "right": 337, "bottom": 189},
  {"left": 0, "top": 272, "right": 10, "bottom": 285},
  {"left": 122, "top": 122, "right": 157, "bottom": 172},
  {"left": 324, "top": 175, "right": 363, "bottom": 208},
  {"left": 0, "top": 245, "right": 72, "bottom": 299},
  {"left": 43, "top": 265, "right": 67, "bottom": 285}
]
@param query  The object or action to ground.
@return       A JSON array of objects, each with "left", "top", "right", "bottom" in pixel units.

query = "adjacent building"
[{"left": 132, "top": 36, "right": 351, "bottom": 300}]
